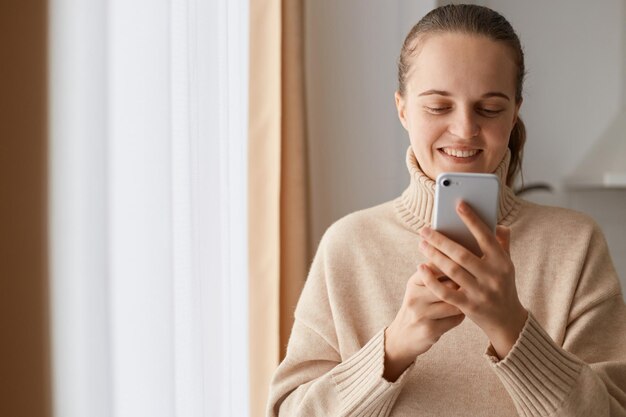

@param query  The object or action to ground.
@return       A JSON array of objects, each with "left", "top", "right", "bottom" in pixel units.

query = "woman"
[{"left": 267, "top": 5, "right": 626, "bottom": 416}]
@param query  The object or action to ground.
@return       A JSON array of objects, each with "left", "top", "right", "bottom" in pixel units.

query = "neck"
[{"left": 394, "top": 146, "right": 520, "bottom": 233}]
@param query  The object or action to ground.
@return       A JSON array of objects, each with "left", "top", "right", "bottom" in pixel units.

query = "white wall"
[
  {"left": 305, "top": 0, "right": 626, "bottom": 295},
  {"left": 305, "top": 0, "right": 437, "bottom": 254}
]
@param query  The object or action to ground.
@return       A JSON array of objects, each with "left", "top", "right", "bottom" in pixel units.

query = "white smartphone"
[{"left": 432, "top": 172, "right": 500, "bottom": 256}]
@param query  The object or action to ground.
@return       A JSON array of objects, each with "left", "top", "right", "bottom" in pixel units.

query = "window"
[{"left": 49, "top": 1, "right": 249, "bottom": 416}]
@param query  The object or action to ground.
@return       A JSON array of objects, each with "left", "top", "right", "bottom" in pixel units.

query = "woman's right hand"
[{"left": 383, "top": 263, "right": 465, "bottom": 382}]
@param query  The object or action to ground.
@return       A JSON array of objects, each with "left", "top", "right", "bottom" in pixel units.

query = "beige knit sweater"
[{"left": 267, "top": 147, "right": 626, "bottom": 417}]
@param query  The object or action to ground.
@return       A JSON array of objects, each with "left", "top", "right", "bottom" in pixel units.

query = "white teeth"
[{"left": 442, "top": 148, "right": 479, "bottom": 158}]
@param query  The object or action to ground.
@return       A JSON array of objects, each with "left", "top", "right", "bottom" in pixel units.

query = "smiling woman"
[
  {"left": 395, "top": 32, "right": 521, "bottom": 183},
  {"left": 395, "top": 14, "right": 525, "bottom": 188},
  {"left": 267, "top": 4, "right": 626, "bottom": 417}
]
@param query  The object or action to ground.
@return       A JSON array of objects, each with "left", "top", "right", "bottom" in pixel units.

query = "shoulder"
[
  {"left": 320, "top": 200, "right": 402, "bottom": 251},
  {"left": 319, "top": 197, "right": 406, "bottom": 256},
  {"left": 515, "top": 199, "right": 601, "bottom": 235},
  {"left": 510, "top": 199, "right": 608, "bottom": 268}
]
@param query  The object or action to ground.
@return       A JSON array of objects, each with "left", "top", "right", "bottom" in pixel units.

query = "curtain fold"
[
  {"left": 279, "top": 0, "right": 309, "bottom": 362},
  {"left": 249, "top": 0, "right": 309, "bottom": 415},
  {"left": 248, "top": 0, "right": 281, "bottom": 414}
]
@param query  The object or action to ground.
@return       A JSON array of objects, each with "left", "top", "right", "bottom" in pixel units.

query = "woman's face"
[{"left": 395, "top": 33, "right": 521, "bottom": 180}]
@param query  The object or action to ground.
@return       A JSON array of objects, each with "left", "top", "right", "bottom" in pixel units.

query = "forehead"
[{"left": 407, "top": 32, "right": 517, "bottom": 97}]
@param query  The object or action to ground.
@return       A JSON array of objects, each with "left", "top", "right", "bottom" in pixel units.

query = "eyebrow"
[{"left": 418, "top": 89, "right": 511, "bottom": 101}]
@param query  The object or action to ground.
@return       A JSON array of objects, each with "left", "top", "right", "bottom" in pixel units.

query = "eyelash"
[
  {"left": 425, "top": 106, "right": 450, "bottom": 114},
  {"left": 424, "top": 106, "right": 503, "bottom": 116},
  {"left": 480, "top": 108, "right": 503, "bottom": 116}
]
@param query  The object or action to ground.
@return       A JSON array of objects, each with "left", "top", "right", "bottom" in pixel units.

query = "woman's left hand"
[{"left": 418, "top": 200, "right": 528, "bottom": 359}]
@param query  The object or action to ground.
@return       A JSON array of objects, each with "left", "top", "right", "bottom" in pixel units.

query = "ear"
[{"left": 395, "top": 91, "right": 408, "bottom": 131}]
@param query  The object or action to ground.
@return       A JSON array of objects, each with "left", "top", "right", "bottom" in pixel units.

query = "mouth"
[{"left": 438, "top": 147, "right": 482, "bottom": 163}]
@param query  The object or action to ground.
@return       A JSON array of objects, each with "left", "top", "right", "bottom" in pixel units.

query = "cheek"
[
  {"left": 407, "top": 112, "right": 446, "bottom": 144},
  {"left": 486, "top": 119, "right": 515, "bottom": 145},
  {"left": 408, "top": 122, "right": 445, "bottom": 171},
  {"left": 484, "top": 122, "right": 514, "bottom": 166}
]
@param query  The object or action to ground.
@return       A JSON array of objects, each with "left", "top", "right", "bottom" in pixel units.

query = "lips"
[
  {"left": 437, "top": 147, "right": 483, "bottom": 164},
  {"left": 440, "top": 147, "right": 480, "bottom": 158}
]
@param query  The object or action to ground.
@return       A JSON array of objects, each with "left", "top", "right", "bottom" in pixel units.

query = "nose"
[{"left": 448, "top": 108, "right": 480, "bottom": 139}]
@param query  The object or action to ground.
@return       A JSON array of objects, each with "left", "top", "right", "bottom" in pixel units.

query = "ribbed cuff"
[
  {"left": 485, "top": 313, "right": 584, "bottom": 417},
  {"left": 331, "top": 328, "right": 412, "bottom": 416}
]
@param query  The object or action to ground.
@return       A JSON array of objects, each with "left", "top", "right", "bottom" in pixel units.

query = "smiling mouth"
[{"left": 439, "top": 147, "right": 481, "bottom": 158}]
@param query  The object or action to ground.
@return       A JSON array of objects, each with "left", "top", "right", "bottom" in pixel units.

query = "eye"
[
  {"left": 424, "top": 106, "right": 451, "bottom": 114},
  {"left": 478, "top": 108, "right": 504, "bottom": 117}
]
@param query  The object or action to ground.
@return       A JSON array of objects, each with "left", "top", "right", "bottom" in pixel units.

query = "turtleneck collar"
[{"left": 394, "top": 146, "right": 520, "bottom": 233}]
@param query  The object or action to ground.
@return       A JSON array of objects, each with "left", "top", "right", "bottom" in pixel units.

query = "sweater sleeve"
[
  {"left": 266, "top": 231, "right": 413, "bottom": 417},
  {"left": 485, "top": 224, "right": 626, "bottom": 417}
]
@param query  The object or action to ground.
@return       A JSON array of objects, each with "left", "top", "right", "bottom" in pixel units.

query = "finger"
[
  {"left": 419, "top": 262, "right": 451, "bottom": 284},
  {"left": 440, "top": 277, "right": 460, "bottom": 290},
  {"left": 420, "top": 226, "right": 468, "bottom": 255},
  {"left": 419, "top": 240, "right": 478, "bottom": 293},
  {"left": 424, "top": 301, "right": 464, "bottom": 319},
  {"left": 408, "top": 284, "right": 445, "bottom": 305},
  {"left": 409, "top": 263, "right": 459, "bottom": 290},
  {"left": 411, "top": 262, "right": 446, "bottom": 286},
  {"left": 421, "top": 264, "right": 468, "bottom": 308},
  {"left": 412, "top": 278, "right": 460, "bottom": 303},
  {"left": 495, "top": 225, "right": 511, "bottom": 254},
  {"left": 456, "top": 200, "right": 499, "bottom": 256},
  {"left": 419, "top": 227, "right": 482, "bottom": 277},
  {"left": 423, "top": 263, "right": 459, "bottom": 289},
  {"left": 406, "top": 265, "right": 449, "bottom": 304}
]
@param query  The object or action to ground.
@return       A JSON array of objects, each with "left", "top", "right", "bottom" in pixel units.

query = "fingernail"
[
  {"left": 457, "top": 201, "right": 467, "bottom": 213},
  {"left": 420, "top": 226, "right": 431, "bottom": 237}
]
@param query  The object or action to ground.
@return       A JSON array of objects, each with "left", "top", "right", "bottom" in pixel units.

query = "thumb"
[{"left": 495, "top": 225, "right": 511, "bottom": 254}]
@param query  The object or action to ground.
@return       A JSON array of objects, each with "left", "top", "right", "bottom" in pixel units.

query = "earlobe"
[{"left": 395, "top": 91, "right": 408, "bottom": 131}]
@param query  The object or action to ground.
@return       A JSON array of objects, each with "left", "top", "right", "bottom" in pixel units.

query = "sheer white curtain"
[{"left": 49, "top": 1, "right": 249, "bottom": 416}]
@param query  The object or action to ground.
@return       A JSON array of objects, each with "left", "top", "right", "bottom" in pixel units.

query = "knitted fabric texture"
[{"left": 267, "top": 146, "right": 626, "bottom": 417}]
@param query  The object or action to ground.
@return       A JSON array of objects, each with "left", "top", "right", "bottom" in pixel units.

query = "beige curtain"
[{"left": 248, "top": 0, "right": 309, "bottom": 416}]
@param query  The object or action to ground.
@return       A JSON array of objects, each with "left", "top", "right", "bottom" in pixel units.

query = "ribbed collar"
[{"left": 394, "top": 146, "right": 520, "bottom": 233}]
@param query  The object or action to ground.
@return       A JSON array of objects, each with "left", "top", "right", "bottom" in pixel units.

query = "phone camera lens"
[{"left": 442, "top": 179, "right": 451, "bottom": 187}]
